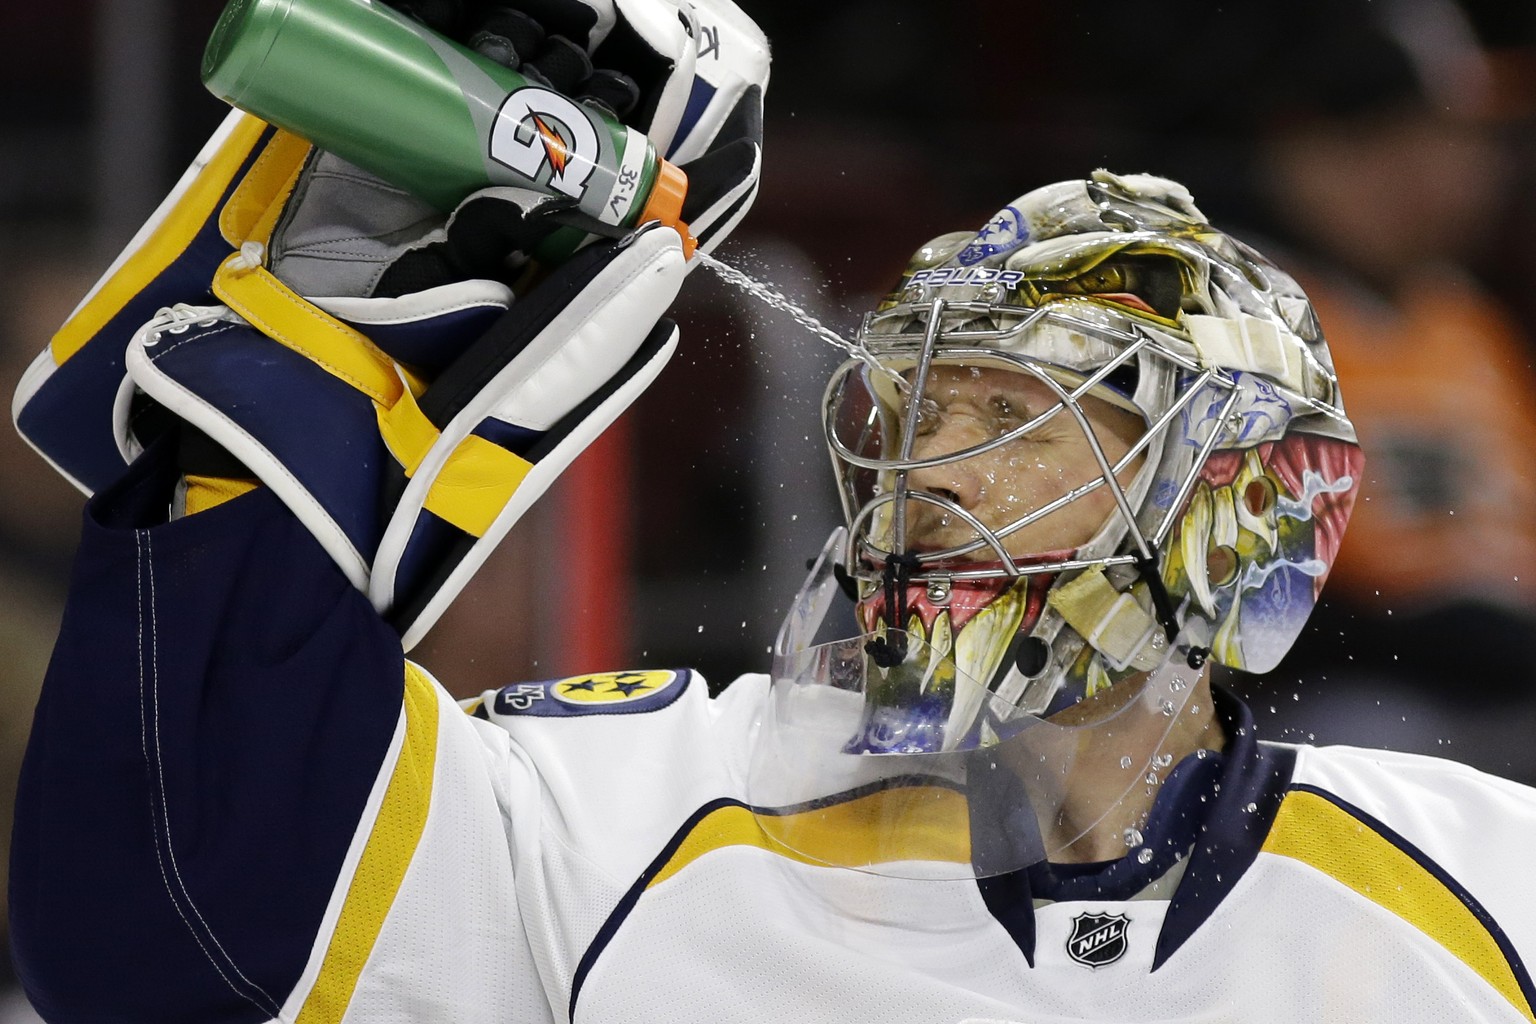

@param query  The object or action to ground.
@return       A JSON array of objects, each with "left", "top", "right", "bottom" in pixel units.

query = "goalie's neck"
[{"left": 1039, "top": 672, "right": 1226, "bottom": 865}]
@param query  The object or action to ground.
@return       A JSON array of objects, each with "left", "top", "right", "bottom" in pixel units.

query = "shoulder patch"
[{"left": 491, "top": 669, "right": 691, "bottom": 718}]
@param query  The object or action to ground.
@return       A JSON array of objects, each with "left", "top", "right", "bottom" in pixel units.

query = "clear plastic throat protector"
[{"left": 749, "top": 529, "right": 1210, "bottom": 881}]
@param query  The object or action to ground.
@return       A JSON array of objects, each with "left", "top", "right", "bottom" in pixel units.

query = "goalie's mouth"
[{"left": 857, "top": 553, "right": 1070, "bottom": 640}]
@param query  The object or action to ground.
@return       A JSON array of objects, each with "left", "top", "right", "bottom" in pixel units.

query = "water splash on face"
[{"left": 694, "top": 251, "right": 907, "bottom": 391}]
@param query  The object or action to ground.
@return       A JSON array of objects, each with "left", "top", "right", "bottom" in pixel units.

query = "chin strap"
[
  {"left": 1130, "top": 555, "right": 1212, "bottom": 670},
  {"left": 865, "top": 551, "right": 922, "bottom": 668},
  {"left": 1135, "top": 554, "right": 1210, "bottom": 670},
  {"left": 1134, "top": 552, "right": 1182, "bottom": 645}
]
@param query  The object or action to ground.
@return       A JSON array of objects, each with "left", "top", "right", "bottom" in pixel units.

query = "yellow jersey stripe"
[
  {"left": 648, "top": 785, "right": 972, "bottom": 891},
  {"left": 1263, "top": 787, "right": 1535, "bottom": 1023},
  {"left": 421, "top": 435, "right": 534, "bottom": 538},
  {"left": 573, "top": 786, "right": 969, "bottom": 1020},
  {"left": 295, "top": 663, "right": 440, "bottom": 1024},
  {"left": 50, "top": 114, "right": 271, "bottom": 365}
]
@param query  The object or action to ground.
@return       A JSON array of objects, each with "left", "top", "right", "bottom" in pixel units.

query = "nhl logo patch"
[{"left": 1066, "top": 911, "right": 1130, "bottom": 968}]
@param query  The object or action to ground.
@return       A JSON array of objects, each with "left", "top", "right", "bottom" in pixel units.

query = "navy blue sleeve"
[{"left": 8, "top": 439, "right": 406, "bottom": 1024}]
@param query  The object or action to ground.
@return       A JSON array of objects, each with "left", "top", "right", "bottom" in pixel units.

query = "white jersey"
[
  {"left": 10, "top": 480, "right": 1534, "bottom": 1024},
  {"left": 265, "top": 663, "right": 1536, "bottom": 1024}
]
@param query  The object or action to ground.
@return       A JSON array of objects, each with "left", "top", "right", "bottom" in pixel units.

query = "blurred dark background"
[{"left": 3, "top": 0, "right": 1535, "bottom": 1014}]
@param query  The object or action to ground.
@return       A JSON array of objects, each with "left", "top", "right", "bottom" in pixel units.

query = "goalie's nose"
[{"left": 907, "top": 415, "right": 990, "bottom": 512}]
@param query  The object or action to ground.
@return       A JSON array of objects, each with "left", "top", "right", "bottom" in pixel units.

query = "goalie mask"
[{"left": 749, "top": 172, "right": 1361, "bottom": 878}]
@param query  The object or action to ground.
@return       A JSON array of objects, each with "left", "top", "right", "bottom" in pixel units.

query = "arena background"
[{"left": 2, "top": 0, "right": 1535, "bottom": 1011}]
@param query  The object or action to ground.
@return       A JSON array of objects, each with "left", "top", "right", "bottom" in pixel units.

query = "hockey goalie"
[{"left": 9, "top": 1, "right": 1536, "bottom": 1021}]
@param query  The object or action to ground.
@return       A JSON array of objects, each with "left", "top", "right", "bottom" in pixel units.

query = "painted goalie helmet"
[{"left": 816, "top": 170, "right": 1363, "bottom": 754}]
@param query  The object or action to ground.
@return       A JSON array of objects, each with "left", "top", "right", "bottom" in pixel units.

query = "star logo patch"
[{"left": 551, "top": 670, "right": 677, "bottom": 705}]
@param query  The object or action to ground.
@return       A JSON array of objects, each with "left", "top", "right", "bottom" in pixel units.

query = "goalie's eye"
[
  {"left": 912, "top": 397, "right": 942, "bottom": 436},
  {"left": 1039, "top": 256, "right": 1185, "bottom": 319}
]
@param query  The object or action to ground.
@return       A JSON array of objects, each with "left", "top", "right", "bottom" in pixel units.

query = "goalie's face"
[{"left": 904, "top": 365, "right": 1146, "bottom": 561}]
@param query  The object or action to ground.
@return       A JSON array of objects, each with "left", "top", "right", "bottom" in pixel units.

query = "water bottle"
[{"left": 202, "top": 0, "right": 692, "bottom": 254}]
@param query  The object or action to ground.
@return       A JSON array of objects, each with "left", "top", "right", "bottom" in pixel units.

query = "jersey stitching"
[
  {"left": 146, "top": 530, "right": 284, "bottom": 1012},
  {"left": 137, "top": 530, "right": 285, "bottom": 1019},
  {"left": 136, "top": 531, "right": 249, "bottom": 1009}
]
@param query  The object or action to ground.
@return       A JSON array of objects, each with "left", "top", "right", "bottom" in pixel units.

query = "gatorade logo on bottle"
[{"left": 489, "top": 87, "right": 602, "bottom": 201}]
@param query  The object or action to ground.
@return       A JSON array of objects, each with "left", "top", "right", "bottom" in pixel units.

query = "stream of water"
[{"left": 693, "top": 250, "right": 907, "bottom": 391}]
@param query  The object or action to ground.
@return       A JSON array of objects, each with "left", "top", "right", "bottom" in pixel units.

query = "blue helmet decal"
[{"left": 957, "top": 206, "right": 1029, "bottom": 266}]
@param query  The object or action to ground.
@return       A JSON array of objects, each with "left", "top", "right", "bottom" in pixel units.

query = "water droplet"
[
  {"left": 1144, "top": 772, "right": 1159, "bottom": 785},
  {"left": 1153, "top": 753, "right": 1173, "bottom": 768},
  {"left": 1244, "top": 802, "right": 1258, "bottom": 813},
  {"left": 1119, "top": 755, "right": 1133, "bottom": 770},
  {"left": 1137, "top": 848, "right": 1155, "bottom": 864},
  {"left": 1170, "top": 678, "right": 1187, "bottom": 691},
  {"left": 1160, "top": 699, "right": 1176, "bottom": 716},
  {"left": 1123, "top": 827, "right": 1144, "bottom": 848}
]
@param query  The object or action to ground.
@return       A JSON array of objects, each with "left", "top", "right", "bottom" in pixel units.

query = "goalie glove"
[
  {"left": 124, "top": 217, "right": 685, "bottom": 649},
  {"left": 270, "top": 0, "right": 768, "bottom": 297},
  {"left": 13, "top": 0, "right": 768, "bottom": 494},
  {"left": 13, "top": 114, "right": 309, "bottom": 494}
]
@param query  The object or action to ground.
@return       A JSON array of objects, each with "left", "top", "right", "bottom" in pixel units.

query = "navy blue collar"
[
  {"left": 1026, "top": 744, "right": 1223, "bottom": 902},
  {"left": 976, "top": 687, "right": 1298, "bottom": 969}
]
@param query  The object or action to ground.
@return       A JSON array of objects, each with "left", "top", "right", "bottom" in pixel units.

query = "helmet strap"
[
  {"left": 1132, "top": 553, "right": 1211, "bottom": 670},
  {"left": 865, "top": 551, "right": 922, "bottom": 667}
]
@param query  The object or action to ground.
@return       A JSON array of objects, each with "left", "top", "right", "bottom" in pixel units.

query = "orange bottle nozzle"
[{"left": 636, "top": 157, "right": 696, "bottom": 259}]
